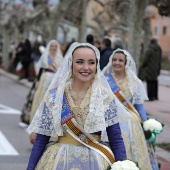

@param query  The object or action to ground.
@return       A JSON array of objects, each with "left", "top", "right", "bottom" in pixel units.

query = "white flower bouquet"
[
  {"left": 142, "top": 118, "right": 164, "bottom": 151},
  {"left": 110, "top": 160, "right": 140, "bottom": 170},
  {"left": 143, "top": 118, "right": 163, "bottom": 132}
]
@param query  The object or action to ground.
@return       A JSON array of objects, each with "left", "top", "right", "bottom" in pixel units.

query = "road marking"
[
  {"left": 0, "top": 104, "right": 21, "bottom": 115},
  {"left": 0, "top": 131, "right": 19, "bottom": 155}
]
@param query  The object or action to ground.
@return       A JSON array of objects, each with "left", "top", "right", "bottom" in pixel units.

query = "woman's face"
[
  {"left": 72, "top": 47, "right": 97, "bottom": 83},
  {"left": 112, "top": 53, "right": 126, "bottom": 73},
  {"left": 49, "top": 42, "right": 57, "bottom": 54}
]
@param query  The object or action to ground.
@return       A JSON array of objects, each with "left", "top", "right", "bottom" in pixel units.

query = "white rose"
[
  {"left": 121, "top": 161, "right": 136, "bottom": 170},
  {"left": 123, "top": 160, "right": 136, "bottom": 166},
  {"left": 111, "top": 164, "right": 123, "bottom": 170},
  {"left": 111, "top": 160, "right": 139, "bottom": 170},
  {"left": 130, "top": 167, "right": 140, "bottom": 170},
  {"left": 111, "top": 161, "right": 123, "bottom": 170}
]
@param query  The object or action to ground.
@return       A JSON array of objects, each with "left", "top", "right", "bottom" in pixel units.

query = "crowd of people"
[{"left": 14, "top": 34, "right": 162, "bottom": 170}]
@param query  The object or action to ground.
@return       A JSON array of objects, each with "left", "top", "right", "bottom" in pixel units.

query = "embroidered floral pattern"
[{"left": 36, "top": 144, "right": 109, "bottom": 170}]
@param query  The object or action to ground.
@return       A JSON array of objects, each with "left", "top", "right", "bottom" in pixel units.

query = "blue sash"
[
  {"left": 106, "top": 74, "right": 120, "bottom": 93},
  {"left": 106, "top": 74, "right": 141, "bottom": 120},
  {"left": 61, "top": 95, "right": 73, "bottom": 124}
]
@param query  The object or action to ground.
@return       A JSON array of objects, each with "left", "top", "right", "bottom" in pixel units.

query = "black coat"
[
  {"left": 100, "top": 47, "right": 113, "bottom": 70},
  {"left": 139, "top": 43, "right": 162, "bottom": 81},
  {"left": 19, "top": 41, "right": 32, "bottom": 63}
]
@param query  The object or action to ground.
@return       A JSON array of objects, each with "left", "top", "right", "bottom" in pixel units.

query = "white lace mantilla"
[
  {"left": 28, "top": 43, "right": 120, "bottom": 137},
  {"left": 37, "top": 40, "right": 63, "bottom": 70},
  {"left": 103, "top": 48, "right": 148, "bottom": 104}
]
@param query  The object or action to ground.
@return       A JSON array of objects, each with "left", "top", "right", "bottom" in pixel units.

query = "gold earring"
[{"left": 71, "top": 74, "right": 75, "bottom": 79}]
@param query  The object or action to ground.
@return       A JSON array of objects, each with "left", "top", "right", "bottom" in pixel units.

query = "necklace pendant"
[{"left": 72, "top": 94, "right": 79, "bottom": 101}]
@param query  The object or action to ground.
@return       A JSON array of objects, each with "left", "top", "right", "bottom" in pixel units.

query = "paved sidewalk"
[
  {"left": 1, "top": 68, "right": 170, "bottom": 170},
  {"left": 143, "top": 83, "right": 170, "bottom": 170}
]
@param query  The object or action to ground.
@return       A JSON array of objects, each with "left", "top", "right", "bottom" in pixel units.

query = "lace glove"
[
  {"left": 134, "top": 103, "right": 147, "bottom": 121},
  {"left": 106, "top": 123, "right": 127, "bottom": 161},
  {"left": 27, "top": 134, "right": 50, "bottom": 170}
]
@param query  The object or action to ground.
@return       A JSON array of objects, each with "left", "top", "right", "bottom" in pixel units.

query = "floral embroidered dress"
[
  {"left": 103, "top": 48, "right": 159, "bottom": 170},
  {"left": 28, "top": 83, "right": 126, "bottom": 170},
  {"left": 36, "top": 84, "right": 105, "bottom": 169},
  {"left": 106, "top": 73, "right": 158, "bottom": 170}
]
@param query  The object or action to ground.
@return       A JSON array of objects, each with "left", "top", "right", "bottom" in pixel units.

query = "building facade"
[{"left": 150, "top": 8, "right": 170, "bottom": 58}]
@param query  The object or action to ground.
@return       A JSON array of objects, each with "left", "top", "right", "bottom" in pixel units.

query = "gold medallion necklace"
[{"left": 69, "top": 83, "right": 87, "bottom": 101}]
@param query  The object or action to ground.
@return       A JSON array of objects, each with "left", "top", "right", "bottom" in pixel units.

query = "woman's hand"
[{"left": 29, "top": 132, "right": 37, "bottom": 144}]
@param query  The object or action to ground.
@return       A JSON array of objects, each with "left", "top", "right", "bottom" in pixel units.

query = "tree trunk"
[
  {"left": 49, "top": 0, "right": 78, "bottom": 41},
  {"left": 49, "top": 13, "right": 60, "bottom": 40},
  {"left": 24, "top": 22, "right": 30, "bottom": 39},
  {"left": 78, "top": 0, "right": 87, "bottom": 42},
  {"left": 127, "top": 0, "right": 148, "bottom": 71}
]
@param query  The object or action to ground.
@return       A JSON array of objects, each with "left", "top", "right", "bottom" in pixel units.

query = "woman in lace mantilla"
[
  {"left": 27, "top": 43, "right": 126, "bottom": 170},
  {"left": 29, "top": 40, "right": 63, "bottom": 144},
  {"left": 103, "top": 49, "right": 159, "bottom": 170}
]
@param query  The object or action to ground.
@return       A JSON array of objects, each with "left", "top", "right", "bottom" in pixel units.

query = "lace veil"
[
  {"left": 28, "top": 43, "right": 131, "bottom": 137},
  {"left": 103, "top": 48, "right": 148, "bottom": 103},
  {"left": 37, "top": 40, "right": 63, "bottom": 69}
]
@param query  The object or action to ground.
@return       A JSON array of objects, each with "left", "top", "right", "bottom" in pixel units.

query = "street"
[{"left": 0, "top": 75, "right": 32, "bottom": 170}]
